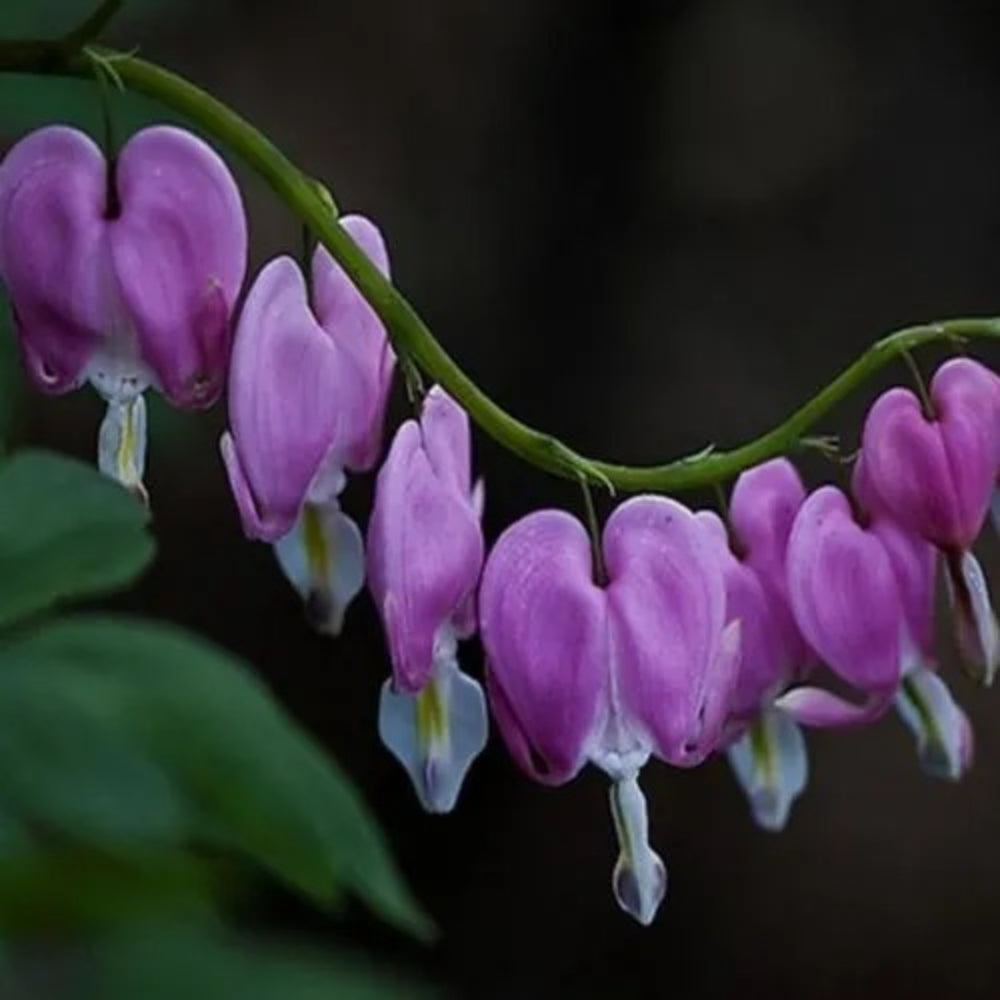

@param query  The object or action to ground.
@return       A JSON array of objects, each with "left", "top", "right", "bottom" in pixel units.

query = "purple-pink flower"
[
  {"left": 0, "top": 125, "right": 247, "bottom": 497},
  {"left": 698, "top": 458, "right": 812, "bottom": 831},
  {"left": 860, "top": 358, "right": 1000, "bottom": 681},
  {"left": 781, "top": 485, "right": 905, "bottom": 725},
  {"left": 220, "top": 217, "right": 394, "bottom": 635},
  {"left": 480, "top": 496, "right": 739, "bottom": 925},
  {"left": 367, "top": 387, "right": 487, "bottom": 814},
  {"left": 853, "top": 458, "right": 973, "bottom": 779}
]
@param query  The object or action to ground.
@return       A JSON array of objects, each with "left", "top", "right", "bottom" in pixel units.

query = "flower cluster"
[{"left": 1, "top": 124, "right": 998, "bottom": 927}]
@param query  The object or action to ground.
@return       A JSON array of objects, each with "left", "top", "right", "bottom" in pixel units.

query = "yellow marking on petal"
[
  {"left": 901, "top": 675, "right": 943, "bottom": 752},
  {"left": 750, "top": 715, "right": 775, "bottom": 786},
  {"left": 609, "top": 782, "right": 632, "bottom": 866},
  {"left": 416, "top": 678, "right": 447, "bottom": 753},
  {"left": 117, "top": 398, "right": 139, "bottom": 485},
  {"left": 302, "top": 503, "right": 330, "bottom": 586}
]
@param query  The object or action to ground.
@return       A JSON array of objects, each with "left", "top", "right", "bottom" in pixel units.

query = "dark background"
[{"left": 7, "top": 1, "right": 1000, "bottom": 997}]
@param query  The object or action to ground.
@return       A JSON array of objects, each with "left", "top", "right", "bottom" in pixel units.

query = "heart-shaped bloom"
[
  {"left": 699, "top": 459, "right": 811, "bottom": 832},
  {"left": 480, "top": 497, "right": 739, "bottom": 925},
  {"left": 860, "top": 358, "right": 1000, "bottom": 681},
  {"left": 0, "top": 125, "right": 247, "bottom": 497},
  {"left": 367, "top": 387, "right": 487, "bottom": 814},
  {"left": 781, "top": 485, "right": 906, "bottom": 726},
  {"left": 220, "top": 217, "right": 394, "bottom": 635},
  {"left": 854, "top": 460, "right": 972, "bottom": 780}
]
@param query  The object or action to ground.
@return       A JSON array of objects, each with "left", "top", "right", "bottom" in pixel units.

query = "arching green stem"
[{"left": 0, "top": 38, "right": 997, "bottom": 492}]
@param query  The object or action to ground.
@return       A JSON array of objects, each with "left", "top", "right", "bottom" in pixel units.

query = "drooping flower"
[
  {"left": 480, "top": 497, "right": 739, "bottom": 925},
  {"left": 220, "top": 217, "right": 394, "bottom": 635},
  {"left": 853, "top": 458, "right": 972, "bottom": 780},
  {"left": 367, "top": 387, "right": 487, "bottom": 814},
  {"left": 860, "top": 358, "right": 1000, "bottom": 682},
  {"left": 698, "top": 458, "right": 811, "bottom": 832},
  {"left": 0, "top": 125, "right": 247, "bottom": 497},
  {"left": 781, "top": 485, "right": 906, "bottom": 726}
]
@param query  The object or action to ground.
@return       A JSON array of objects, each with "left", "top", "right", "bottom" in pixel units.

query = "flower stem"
[{"left": 0, "top": 41, "right": 997, "bottom": 492}]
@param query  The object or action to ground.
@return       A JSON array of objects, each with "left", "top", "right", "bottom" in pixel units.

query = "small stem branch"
[
  {"left": 0, "top": 42, "right": 997, "bottom": 494},
  {"left": 579, "top": 478, "right": 607, "bottom": 585},
  {"left": 901, "top": 348, "right": 935, "bottom": 418},
  {"left": 63, "top": 0, "right": 127, "bottom": 49}
]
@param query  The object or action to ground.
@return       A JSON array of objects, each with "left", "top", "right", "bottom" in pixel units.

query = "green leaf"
[
  {"left": 0, "top": 450, "right": 154, "bottom": 628},
  {"left": 0, "top": 846, "right": 223, "bottom": 934},
  {"left": 2, "top": 616, "right": 434, "bottom": 940},
  {"left": 88, "top": 926, "right": 440, "bottom": 1000},
  {"left": 0, "top": 665, "right": 187, "bottom": 847}
]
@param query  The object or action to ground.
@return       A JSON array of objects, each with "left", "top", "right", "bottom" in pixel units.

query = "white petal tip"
[
  {"left": 947, "top": 551, "right": 999, "bottom": 687},
  {"left": 377, "top": 661, "right": 488, "bottom": 815},
  {"left": 896, "top": 667, "right": 973, "bottom": 783},
  {"left": 749, "top": 789, "right": 792, "bottom": 833},
  {"left": 727, "top": 709, "right": 808, "bottom": 833},
  {"left": 612, "top": 853, "right": 667, "bottom": 927},
  {"left": 273, "top": 503, "right": 365, "bottom": 637},
  {"left": 608, "top": 776, "right": 667, "bottom": 926}
]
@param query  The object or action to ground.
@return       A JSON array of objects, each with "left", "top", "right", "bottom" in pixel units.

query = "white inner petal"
[
  {"left": 726, "top": 707, "right": 808, "bottom": 832},
  {"left": 377, "top": 651, "right": 488, "bottom": 814},
  {"left": 609, "top": 774, "right": 666, "bottom": 926},
  {"left": 894, "top": 665, "right": 971, "bottom": 781},
  {"left": 272, "top": 499, "right": 365, "bottom": 636},
  {"left": 97, "top": 393, "right": 148, "bottom": 502}
]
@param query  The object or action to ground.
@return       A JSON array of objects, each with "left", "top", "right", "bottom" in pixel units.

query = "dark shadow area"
[{"left": 7, "top": 1, "right": 1000, "bottom": 996}]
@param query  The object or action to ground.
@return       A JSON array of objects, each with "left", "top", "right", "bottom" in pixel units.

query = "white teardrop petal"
[
  {"left": 895, "top": 665, "right": 973, "bottom": 781},
  {"left": 945, "top": 550, "right": 999, "bottom": 686},
  {"left": 609, "top": 774, "right": 666, "bottom": 926},
  {"left": 97, "top": 393, "right": 148, "bottom": 504},
  {"left": 726, "top": 707, "right": 808, "bottom": 833},
  {"left": 273, "top": 500, "right": 365, "bottom": 636},
  {"left": 377, "top": 655, "right": 488, "bottom": 814}
]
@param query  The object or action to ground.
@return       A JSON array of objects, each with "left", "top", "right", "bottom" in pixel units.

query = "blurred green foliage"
[
  {"left": 0, "top": 451, "right": 154, "bottom": 626},
  {"left": 0, "top": 448, "right": 434, "bottom": 996}
]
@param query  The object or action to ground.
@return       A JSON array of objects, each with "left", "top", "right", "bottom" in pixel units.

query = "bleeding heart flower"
[
  {"left": 780, "top": 485, "right": 904, "bottom": 727},
  {"left": 860, "top": 358, "right": 999, "bottom": 682},
  {"left": 0, "top": 125, "right": 247, "bottom": 498},
  {"left": 367, "top": 387, "right": 487, "bottom": 815},
  {"left": 855, "top": 463, "right": 973, "bottom": 780},
  {"left": 220, "top": 216, "right": 394, "bottom": 636},
  {"left": 701, "top": 459, "right": 811, "bottom": 832},
  {"left": 480, "top": 496, "right": 739, "bottom": 924}
]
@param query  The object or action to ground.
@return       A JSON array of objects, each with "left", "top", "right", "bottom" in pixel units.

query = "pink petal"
[
  {"left": 861, "top": 368, "right": 997, "bottom": 550},
  {"left": 110, "top": 127, "right": 246, "bottom": 409},
  {"left": 930, "top": 358, "right": 999, "bottom": 546},
  {"left": 869, "top": 517, "right": 937, "bottom": 662},
  {"left": 861, "top": 387, "right": 959, "bottom": 545},
  {"left": 729, "top": 458, "right": 806, "bottom": 585},
  {"left": 603, "top": 496, "right": 733, "bottom": 765},
  {"left": 419, "top": 386, "right": 472, "bottom": 499},
  {"left": 776, "top": 685, "right": 892, "bottom": 727},
  {"left": 697, "top": 510, "right": 788, "bottom": 720},
  {"left": 786, "top": 486, "right": 902, "bottom": 696},
  {"left": 367, "top": 420, "right": 484, "bottom": 693},
  {"left": 0, "top": 126, "right": 108, "bottom": 392},
  {"left": 480, "top": 510, "right": 607, "bottom": 785},
  {"left": 311, "top": 215, "right": 395, "bottom": 471},
  {"left": 223, "top": 257, "right": 352, "bottom": 541},
  {"left": 729, "top": 458, "right": 811, "bottom": 673}
]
